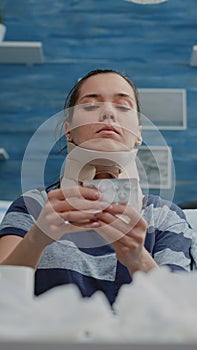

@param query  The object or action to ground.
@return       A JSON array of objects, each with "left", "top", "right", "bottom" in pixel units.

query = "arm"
[
  {"left": 92, "top": 204, "right": 158, "bottom": 277},
  {"left": 93, "top": 200, "right": 192, "bottom": 276},
  {"left": 0, "top": 226, "right": 49, "bottom": 268},
  {"left": 151, "top": 204, "right": 193, "bottom": 272},
  {"left": 0, "top": 186, "right": 109, "bottom": 269}
]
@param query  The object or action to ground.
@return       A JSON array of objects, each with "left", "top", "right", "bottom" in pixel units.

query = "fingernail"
[
  {"left": 90, "top": 221, "right": 100, "bottom": 227},
  {"left": 95, "top": 191, "right": 103, "bottom": 200},
  {"left": 100, "top": 201, "right": 110, "bottom": 209},
  {"left": 94, "top": 210, "right": 102, "bottom": 217}
]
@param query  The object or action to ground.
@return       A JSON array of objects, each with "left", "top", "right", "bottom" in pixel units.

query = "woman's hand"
[
  {"left": 0, "top": 186, "right": 109, "bottom": 269},
  {"left": 35, "top": 186, "right": 109, "bottom": 244},
  {"left": 92, "top": 204, "right": 158, "bottom": 276}
]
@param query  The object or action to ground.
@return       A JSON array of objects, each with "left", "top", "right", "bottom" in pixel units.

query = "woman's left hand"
[{"left": 93, "top": 204, "right": 158, "bottom": 276}]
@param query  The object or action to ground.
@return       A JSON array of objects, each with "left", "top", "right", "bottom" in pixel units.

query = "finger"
[
  {"left": 59, "top": 210, "right": 104, "bottom": 223},
  {"left": 95, "top": 221, "right": 144, "bottom": 248},
  {"left": 53, "top": 197, "right": 110, "bottom": 213},
  {"left": 105, "top": 203, "right": 143, "bottom": 227},
  {"left": 95, "top": 212, "right": 127, "bottom": 230},
  {"left": 61, "top": 186, "right": 102, "bottom": 200},
  {"left": 48, "top": 186, "right": 101, "bottom": 202},
  {"left": 94, "top": 210, "right": 146, "bottom": 244},
  {"left": 94, "top": 220, "right": 126, "bottom": 244},
  {"left": 95, "top": 211, "right": 141, "bottom": 234},
  {"left": 106, "top": 210, "right": 146, "bottom": 245},
  {"left": 46, "top": 220, "right": 94, "bottom": 239}
]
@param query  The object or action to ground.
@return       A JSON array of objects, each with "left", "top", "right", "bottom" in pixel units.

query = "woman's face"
[{"left": 65, "top": 73, "right": 142, "bottom": 152}]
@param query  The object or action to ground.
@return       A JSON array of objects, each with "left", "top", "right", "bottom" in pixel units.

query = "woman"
[{"left": 0, "top": 69, "right": 192, "bottom": 305}]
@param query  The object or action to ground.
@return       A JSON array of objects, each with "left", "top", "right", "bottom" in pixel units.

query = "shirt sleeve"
[
  {"left": 152, "top": 201, "right": 192, "bottom": 272},
  {"left": 0, "top": 189, "right": 45, "bottom": 238}
]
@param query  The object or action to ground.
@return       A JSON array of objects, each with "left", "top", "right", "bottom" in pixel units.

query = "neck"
[
  {"left": 94, "top": 173, "right": 113, "bottom": 179},
  {"left": 94, "top": 165, "right": 121, "bottom": 179},
  {"left": 63, "top": 141, "right": 140, "bottom": 183}
]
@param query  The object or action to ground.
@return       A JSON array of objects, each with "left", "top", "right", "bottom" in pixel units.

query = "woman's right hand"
[{"left": 35, "top": 185, "right": 108, "bottom": 243}]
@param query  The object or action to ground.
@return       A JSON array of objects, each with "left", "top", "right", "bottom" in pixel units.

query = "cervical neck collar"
[{"left": 62, "top": 142, "right": 140, "bottom": 187}]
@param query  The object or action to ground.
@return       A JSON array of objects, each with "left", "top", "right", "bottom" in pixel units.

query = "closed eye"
[
  {"left": 116, "top": 105, "right": 131, "bottom": 111},
  {"left": 83, "top": 105, "right": 100, "bottom": 111}
]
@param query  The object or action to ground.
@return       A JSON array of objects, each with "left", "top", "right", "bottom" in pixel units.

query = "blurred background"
[{"left": 0, "top": 0, "right": 197, "bottom": 205}]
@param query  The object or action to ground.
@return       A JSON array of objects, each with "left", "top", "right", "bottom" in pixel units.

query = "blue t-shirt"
[{"left": 0, "top": 188, "right": 193, "bottom": 305}]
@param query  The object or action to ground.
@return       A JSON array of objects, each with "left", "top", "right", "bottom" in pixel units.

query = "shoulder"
[
  {"left": 0, "top": 188, "right": 47, "bottom": 237},
  {"left": 143, "top": 194, "right": 185, "bottom": 219},
  {"left": 3, "top": 187, "right": 47, "bottom": 221},
  {"left": 142, "top": 194, "right": 190, "bottom": 231}
]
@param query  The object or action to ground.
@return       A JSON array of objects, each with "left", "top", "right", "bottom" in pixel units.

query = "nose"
[{"left": 99, "top": 103, "right": 116, "bottom": 122}]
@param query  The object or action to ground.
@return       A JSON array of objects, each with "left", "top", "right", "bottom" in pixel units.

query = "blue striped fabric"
[{"left": 0, "top": 188, "right": 193, "bottom": 305}]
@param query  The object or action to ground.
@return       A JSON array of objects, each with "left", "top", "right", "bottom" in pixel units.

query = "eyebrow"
[
  {"left": 78, "top": 93, "right": 136, "bottom": 103},
  {"left": 78, "top": 94, "right": 100, "bottom": 102}
]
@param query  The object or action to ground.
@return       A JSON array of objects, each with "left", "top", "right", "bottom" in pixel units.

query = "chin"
[{"left": 79, "top": 138, "right": 130, "bottom": 152}]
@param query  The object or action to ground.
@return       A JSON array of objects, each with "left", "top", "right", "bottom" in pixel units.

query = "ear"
[
  {"left": 135, "top": 125, "right": 142, "bottom": 146},
  {"left": 64, "top": 121, "right": 73, "bottom": 142}
]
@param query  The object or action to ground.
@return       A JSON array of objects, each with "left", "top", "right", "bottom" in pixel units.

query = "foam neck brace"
[{"left": 62, "top": 142, "right": 140, "bottom": 187}]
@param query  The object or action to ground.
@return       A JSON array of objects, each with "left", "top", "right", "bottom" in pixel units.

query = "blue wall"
[{"left": 0, "top": 0, "right": 197, "bottom": 204}]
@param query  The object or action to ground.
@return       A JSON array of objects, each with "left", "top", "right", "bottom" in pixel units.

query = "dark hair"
[{"left": 64, "top": 69, "right": 141, "bottom": 122}]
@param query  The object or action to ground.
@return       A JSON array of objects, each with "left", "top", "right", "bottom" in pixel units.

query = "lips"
[{"left": 97, "top": 125, "right": 120, "bottom": 135}]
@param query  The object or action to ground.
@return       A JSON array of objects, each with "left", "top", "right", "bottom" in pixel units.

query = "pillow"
[
  {"left": 183, "top": 209, "right": 197, "bottom": 270},
  {"left": 183, "top": 209, "right": 197, "bottom": 231},
  {"left": 0, "top": 201, "right": 12, "bottom": 224}
]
